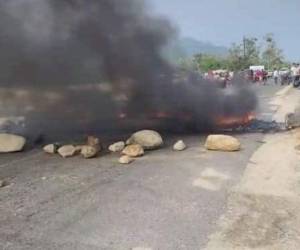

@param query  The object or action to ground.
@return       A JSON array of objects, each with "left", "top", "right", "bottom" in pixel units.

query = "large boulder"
[
  {"left": 58, "top": 145, "right": 77, "bottom": 158},
  {"left": 126, "top": 130, "right": 163, "bottom": 150},
  {"left": 122, "top": 144, "right": 144, "bottom": 157},
  {"left": 205, "top": 135, "right": 241, "bottom": 152},
  {"left": 0, "top": 133, "right": 26, "bottom": 153}
]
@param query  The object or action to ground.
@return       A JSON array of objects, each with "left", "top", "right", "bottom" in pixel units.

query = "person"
[
  {"left": 291, "top": 63, "right": 298, "bottom": 78},
  {"left": 273, "top": 69, "right": 279, "bottom": 85},
  {"left": 263, "top": 70, "right": 268, "bottom": 85},
  {"left": 297, "top": 64, "right": 300, "bottom": 76},
  {"left": 294, "top": 64, "right": 300, "bottom": 86}
]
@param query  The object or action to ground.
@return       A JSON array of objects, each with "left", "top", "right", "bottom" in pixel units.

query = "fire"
[{"left": 215, "top": 112, "right": 256, "bottom": 128}]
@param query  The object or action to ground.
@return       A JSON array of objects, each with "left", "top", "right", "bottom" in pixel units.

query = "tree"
[
  {"left": 227, "top": 43, "right": 244, "bottom": 71},
  {"left": 262, "top": 33, "right": 284, "bottom": 70},
  {"left": 194, "top": 53, "right": 227, "bottom": 72},
  {"left": 227, "top": 37, "right": 260, "bottom": 71}
]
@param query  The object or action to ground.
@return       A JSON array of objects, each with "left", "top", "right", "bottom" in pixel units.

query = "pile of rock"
[
  {"left": 111, "top": 130, "right": 163, "bottom": 165},
  {"left": 42, "top": 129, "right": 242, "bottom": 165},
  {"left": 44, "top": 136, "right": 101, "bottom": 159}
]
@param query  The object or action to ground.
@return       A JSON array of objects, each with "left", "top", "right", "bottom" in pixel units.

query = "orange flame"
[{"left": 215, "top": 112, "right": 256, "bottom": 128}]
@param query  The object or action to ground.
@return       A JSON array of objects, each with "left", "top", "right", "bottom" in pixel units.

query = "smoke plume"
[{"left": 0, "top": 0, "right": 257, "bottom": 140}]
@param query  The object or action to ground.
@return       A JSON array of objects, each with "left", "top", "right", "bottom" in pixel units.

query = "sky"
[{"left": 149, "top": 0, "right": 300, "bottom": 61}]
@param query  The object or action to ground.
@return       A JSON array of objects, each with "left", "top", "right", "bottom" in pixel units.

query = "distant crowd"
[{"left": 202, "top": 64, "right": 300, "bottom": 88}]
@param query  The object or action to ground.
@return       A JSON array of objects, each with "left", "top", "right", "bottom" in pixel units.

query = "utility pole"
[
  {"left": 243, "top": 36, "right": 246, "bottom": 59},
  {"left": 243, "top": 36, "right": 247, "bottom": 69}
]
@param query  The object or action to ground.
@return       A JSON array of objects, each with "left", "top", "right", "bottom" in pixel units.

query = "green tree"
[
  {"left": 194, "top": 53, "right": 227, "bottom": 72},
  {"left": 227, "top": 43, "right": 244, "bottom": 71},
  {"left": 227, "top": 37, "right": 260, "bottom": 71},
  {"left": 262, "top": 33, "right": 284, "bottom": 70}
]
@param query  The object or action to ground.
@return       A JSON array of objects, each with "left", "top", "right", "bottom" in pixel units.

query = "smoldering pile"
[{"left": 0, "top": 0, "right": 257, "bottom": 143}]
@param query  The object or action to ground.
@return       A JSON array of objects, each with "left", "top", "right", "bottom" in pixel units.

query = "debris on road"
[
  {"left": 87, "top": 136, "right": 102, "bottom": 151},
  {"left": 122, "top": 144, "right": 144, "bottom": 157},
  {"left": 109, "top": 141, "right": 125, "bottom": 152},
  {"left": 76, "top": 136, "right": 102, "bottom": 159},
  {"left": 58, "top": 145, "right": 77, "bottom": 158},
  {"left": 81, "top": 145, "right": 99, "bottom": 159},
  {"left": 119, "top": 155, "right": 134, "bottom": 164},
  {"left": 173, "top": 140, "right": 187, "bottom": 151},
  {"left": 0, "top": 133, "right": 26, "bottom": 153},
  {"left": 43, "top": 143, "right": 60, "bottom": 154},
  {"left": 205, "top": 134, "right": 241, "bottom": 152},
  {"left": 126, "top": 130, "right": 163, "bottom": 150}
]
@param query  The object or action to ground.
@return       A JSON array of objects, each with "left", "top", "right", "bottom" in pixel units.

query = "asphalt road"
[{"left": 0, "top": 84, "right": 285, "bottom": 250}]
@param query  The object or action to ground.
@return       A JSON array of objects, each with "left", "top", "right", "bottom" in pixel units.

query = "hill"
[{"left": 164, "top": 37, "right": 228, "bottom": 62}]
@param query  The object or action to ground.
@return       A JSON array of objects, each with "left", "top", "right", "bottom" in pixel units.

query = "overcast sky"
[{"left": 150, "top": 0, "right": 300, "bottom": 61}]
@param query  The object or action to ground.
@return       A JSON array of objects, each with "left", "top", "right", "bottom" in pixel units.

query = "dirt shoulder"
[{"left": 205, "top": 86, "right": 300, "bottom": 250}]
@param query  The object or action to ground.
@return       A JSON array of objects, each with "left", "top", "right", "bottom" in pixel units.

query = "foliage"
[
  {"left": 261, "top": 33, "right": 284, "bottom": 70},
  {"left": 193, "top": 54, "right": 228, "bottom": 72},
  {"left": 226, "top": 37, "right": 260, "bottom": 71},
  {"left": 177, "top": 34, "right": 289, "bottom": 73}
]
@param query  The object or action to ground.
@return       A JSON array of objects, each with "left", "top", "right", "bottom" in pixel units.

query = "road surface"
[{"left": 0, "top": 84, "right": 295, "bottom": 250}]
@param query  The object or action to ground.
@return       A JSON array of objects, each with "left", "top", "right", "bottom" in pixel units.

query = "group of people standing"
[{"left": 273, "top": 63, "right": 300, "bottom": 85}]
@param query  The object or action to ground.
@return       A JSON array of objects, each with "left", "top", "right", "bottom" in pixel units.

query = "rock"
[
  {"left": 173, "top": 140, "right": 187, "bottom": 151},
  {"left": 0, "top": 133, "right": 26, "bottom": 153},
  {"left": 87, "top": 136, "right": 101, "bottom": 151},
  {"left": 81, "top": 145, "right": 99, "bottom": 159},
  {"left": 122, "top": 144, "right": 144, "bottom": 157},
  {"left": 126, "top": 130, "right": 163, "bottom": 150},
  {"left": 205, "top": 135, "right": 241, "bottom": 152},
  {"left": 75, "top": 145, "right": 84, "bottom": 154},
  {"left": 109, "top": 141, "right": 125, "bottom": 152},
  {"left": 119, "top": 155, "right": 134, "bottom": 164},
  {"left": 58, "top": 145, "right": 77, "bottom": 158},
  {"left": 43, "top": 144, "right": 59, "bottom": 154}
]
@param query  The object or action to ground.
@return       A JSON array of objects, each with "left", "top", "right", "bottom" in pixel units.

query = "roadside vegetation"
[{"left": 178, "top": 33, "right": 289, "bottom": 73}]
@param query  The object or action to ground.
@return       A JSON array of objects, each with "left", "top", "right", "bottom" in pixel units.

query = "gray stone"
[
  {"left": 122, "top": 144, "right": 144, "bottom": 157},
  {"left": 58, "top": 145, "right": 77, "bottom": 158},
  {"left": 43, "top": 144, "right": 59, "bottom": 154},
  {"left": 81, "top": 145, "right": 99, "bottom": 159},
  {"left": 205, "top": 135, "right": 241, "bottom": 152},
  {"left": 109, "top": 141, "right": 125, "bottom": 152},
  {"left": 173, "top": 140, "right": 187, "bottom": 151},
  {"left": 126, "top": 130, "right": 163, "bottom": 150},
  {"left": 119, "top": 155, "right": 134, "bottom": 164},
  {"left": 0, "top": 133, "right": 26, "bottom": 153}
]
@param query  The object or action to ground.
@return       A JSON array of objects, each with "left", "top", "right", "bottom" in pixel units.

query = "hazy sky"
[{"left": 150, "top": 0, "right": 300, "bottom": 61}]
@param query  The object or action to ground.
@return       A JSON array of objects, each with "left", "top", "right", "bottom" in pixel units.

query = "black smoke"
[{"left": 0, "top": 0, "right": 257, "bottom": 139}]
